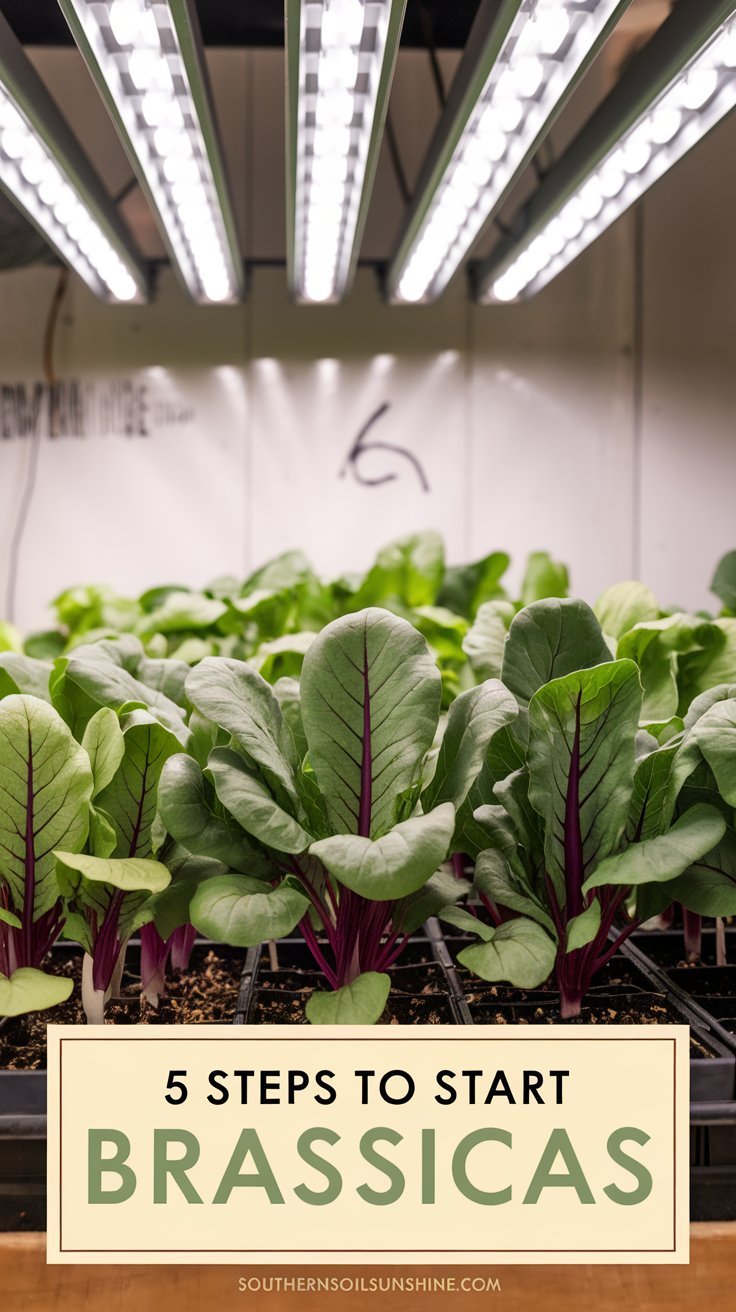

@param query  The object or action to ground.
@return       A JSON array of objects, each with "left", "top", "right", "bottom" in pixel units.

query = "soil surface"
[{"left": 0, "top": 948, "right": 242, "bottom": 1070}]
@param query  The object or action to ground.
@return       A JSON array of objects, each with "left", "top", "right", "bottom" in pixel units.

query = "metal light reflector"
[
  {"left": 0, "top": 11, "right": 146, "bottom": 301},
  {"left": 287, "top": 0, "right": 406, "bottom": 303},
  {"left": 58, "top": 0, "right": 242, "bottom": 303},
  {"left": 387, "top": 0, "right": 632, "bottom": 304},
  {"left": 477, "top": 0, "right": 736, "bottom": 302}
]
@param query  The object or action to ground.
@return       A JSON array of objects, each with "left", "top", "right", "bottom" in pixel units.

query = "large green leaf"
[
  {"left": 186, "top": 657, "right": 298, "bottom": 807},
  {"left": 158, "top": 754, "right": 269, "bottom": 875},
  {"left": 145, "top": 848, "right": 227, "bottom": 939},
  {"left": 0, "top": 696, "right": 93, "bottom": 919},
  {"left": 527, "top": 662, "right": 641, "bottom": 903},
  {"left": 309, "top": 804, "right": 455, "bottom": 901},
  {"left": 190, "top": 874, "right": 308, "bottom": 945},
  {"left": 595, "top": 581, "right": 659, "bottom": 640},
  {"left": 617, "top": 614, "right": 710, "bottom": 721},
  {"left": 300, "top": 608, "right": 441, "bottom": 838},
  {"left": 96, "top": 710, "right": 180, "bottom": 859},
  {"left": 0, "top": 967, "right": 73, "bottom": 1017},
  {"left": 584, "top": 804, "right": 726, "bottom": 890},
  {"left": 458, "top": 919, "right": 556, "bottom": 988},
  {"left": 208, "top": 748, "right": 312, "bottom": 853},
  {"left": 422, "top": 680, "right": 518, "bottom": 812},
  {"left": 305, "top": 972, "right": 390, "bottom": 1025},
  {"left": 502, "top": 598, "right": 611, "bottom": 707}
]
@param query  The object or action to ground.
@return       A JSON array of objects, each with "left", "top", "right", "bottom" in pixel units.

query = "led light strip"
[
  {"left": 0, "top": 12, "right": 146, "bottom": 302},
  {"left": 478, "top": 3, "right": 736, "bottom": 302},
  {"left": 288, "top": 0, "right": 406, "bottom": 303},
  {"left": 58, "top": 0, "right": 242, "bottom": 303},
  {"left": 388, "top": 0, "right": 631, "bottom": 305}
]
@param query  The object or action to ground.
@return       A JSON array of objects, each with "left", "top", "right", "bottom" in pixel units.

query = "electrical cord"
[{"left": 4, "top": 266, "right": 68, "bottom": 623}]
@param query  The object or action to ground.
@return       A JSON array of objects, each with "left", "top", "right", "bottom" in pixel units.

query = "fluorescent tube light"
[
  {"left": 58, "top": 0, "right": 242, "bottom": 303},
  {"left": 0, "top": 11, "right": 146, "bottom": 302},
  {"left": 387, "top": 0, "right": 632, "bottom": 305},
  {"left": 476, "top": 0, "right": 736, "bottom": 302},
  {"left": 286, "top": 0, "right": 406, "bottom": 303}
]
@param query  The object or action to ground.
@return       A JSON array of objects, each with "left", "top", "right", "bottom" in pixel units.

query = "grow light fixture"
[
  {"left": 386, "top": 0, "right": 633, "bottom": 305},
  {"left": 287, "top": 0, "right": 407, "bottom": 303},
  {"left": 58, "top": 0, "right": 242, "bottom": 303},
  {"left": 0, "top": 12, "right": 146, "bottom": 302},
  {"left": 476, "top": 0, "right": 736, "bottom": 303}
]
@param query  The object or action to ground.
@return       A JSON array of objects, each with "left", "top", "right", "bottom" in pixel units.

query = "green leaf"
[
  {"left": 462, "top": 600, "right": 515, "bottom": 682},
  {"left": 584, "top": 804, "right": 727, "bottom": 891},
  {"left": 677, "top": 619, "right": 736, "bottom": 713},
  {"left": 354, "top": 532, "right": 444, "bottom": 609},
  {"left": 300, "top": 608, "right": 441, "bottom": 838},
  {"left": 712, "top": 550, "right": 736, "bottom": 612},
  {"left": 82, "top": 707, "right": 125, "bottom": 798},
  {"left": 439, "top": 905, "right": 496, "bottom": 941},
  {"left": 309, "top": 804, "right": 455, "bottom": 901},
  {"left": 528, "top": 662, "right": 642, "bottom": 897},
  {"left": 626, "top": 739, "right": 699, "bottom": 842},
  {"left": 96, "top": 710, "right": 180, "bottom": 859},
  {"left": 474, "top": 847, "right": 555, "bottom": 935},
  {"left": 190, "top": 874, "right": 308, "bottom": 945},
  {"left": 684, "top": 697, "right": 736, "bottom": 806},
  {"left": 0, "top": 908, "right": 21, "bottom": 929},
  {"left": 594, "top": 581, "right": 659, "bottom": 641},
  {"left": 502, "top": 598, "right": 611, "bottom": 707},
  {"left": 137, "top": 591, "right": 227, "bottom": 636},
  {"left": 0, "top": 695, "right": 93, "bottom": 919},
  {"left": 396, "top": 868, "right": 470, "bottom": 936},
  {"left": 438, "top": 552, "right": 510, "bottom": 618},
  {"left": 566, "top": 901, "right": 601, "bottom": 952},
  {"left": 0, "top": 968, "right": 73, "bottom": 1018},
  {"left": 146, "top": 849, "right": 227, "bottom": 940},
  {"left": 158, "top": 754, "right": 270, "bottom": 874},
  {"left": 458, "top": 920, "right": 556, "bottom": 988},
  {"left": 252, "top": 633, "right": 317, "bottom": 684},
  {"left": 52, "top": 636, "right": 188, "bottom": 744},
  {"left": 519, "top": 552, "right": 569, "bottom": 606},
  {"left": 0, "top": 652, "right": 52, "bottom": 702},
  {"left": 55, "top": 851, "right": 171, "bottom": 896},
  {"left": 208, "top": 748, "right": 312, "bottom": 854},
  {"left": 186, "top": 656, "right": 298, "bottom": 807},
  {"left": 0, "top": 621, "right": 22, "bottom": 654},
  {"left": 422, "top": 679, "right": 518, "bottom": 812},
  {"left": 665, "top": 828, "right": 736, "bottom": 917},
  {"left": 305, "top": 972, "right": 390, "bottom": 1025},
  {"left": 88, "top": 806, "right": 117, "bottom": 858}
]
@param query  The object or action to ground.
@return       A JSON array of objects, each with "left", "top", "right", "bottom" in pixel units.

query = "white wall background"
[{"left": 0, "top": 42, "right": 735, "bottom": 632}]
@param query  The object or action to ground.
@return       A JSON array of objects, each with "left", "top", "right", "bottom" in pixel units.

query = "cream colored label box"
[{"left": 46, "top": 1024, "right": 689, "bottom": 1265}]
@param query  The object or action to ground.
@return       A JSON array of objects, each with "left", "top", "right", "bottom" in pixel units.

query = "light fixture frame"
[
  {"left": 285, "top": 0, "right": 407, "bottom": 304},
  {"left": 385, "top": 0, "right": 633, "bottom": 304},
  {"left": 0, "top": 10, "right": 147, "bottom": 301},
  {"left": 472, "top": 0, "right": 736, "bottom": 302},
  {"left": 57, "top": 0, "right": 243, "bottom": 303}
]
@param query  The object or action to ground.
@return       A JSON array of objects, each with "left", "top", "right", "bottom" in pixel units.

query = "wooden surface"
[{"left": 0, "top": 1226, "right": 734, "bottom": 1312}]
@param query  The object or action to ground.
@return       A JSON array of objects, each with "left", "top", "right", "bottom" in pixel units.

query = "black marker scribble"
[{"left": 340, "top": 401, "right": 430, "bottom": 492}]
